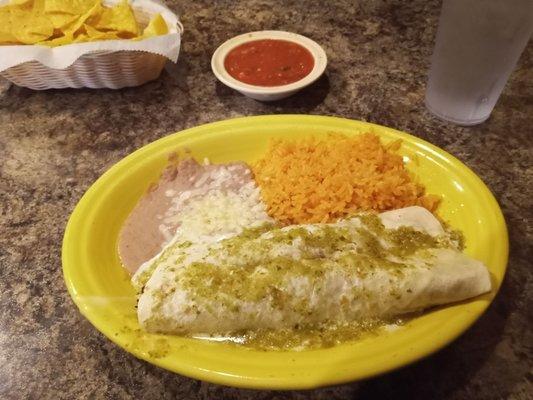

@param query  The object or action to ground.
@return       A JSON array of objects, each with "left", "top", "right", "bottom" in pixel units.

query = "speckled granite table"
[{"left": 0, "top": 1, "right": 531, "bottom": 399}]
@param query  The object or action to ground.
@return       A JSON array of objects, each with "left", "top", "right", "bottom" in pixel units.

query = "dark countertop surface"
[{"left": 0, "top": 1, "right": 531, "bottom": 399}]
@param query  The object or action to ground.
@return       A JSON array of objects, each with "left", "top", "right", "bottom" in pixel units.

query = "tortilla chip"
[
  {"left": 47, "top": 12, "right": 79, "bottom": 29},
  {"left": 0, "top": 25, "right": 16, "bottom": 42},
  {"left": 60, "top": 0, "right": 101, "bottom": 37},
  {"left": 142, "top": 13, "right": 167, "bottom": 38},
  {"left": 30, "top": 0, "right": 45, "bottom": 12},
  {"left": 9, "top": 0, "right": 33, "bottom": 7},
  {"left": 90, "top": 0, "right": 138, "bottom": 37},
  {"left": 9, "top": 5, "right": 54, "bottom": 44},
  {"left": 38, "top": 32, "right": 73, "bottom": 46},
  {"left": 43, "top": 0, "right": 100, "bottom": 31},
  {"left": 84, "top": 23, "right": 118, "bottom": 39},
  {"left": 0, "top": 7, "right": 16, "bottom": 43},
  {"left": 1, "top": 0, "right": 167, "bottom": 46},
  {"left": 43, "top": 0, "right": 97, "bottom": 15},
  {"left": 73, "top": 30, "right": 115, "bottom": 43}
]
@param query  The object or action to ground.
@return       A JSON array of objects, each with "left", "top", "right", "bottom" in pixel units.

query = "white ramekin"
[{"left": 211, "top": 30, "right": 327, "bottom": 101}]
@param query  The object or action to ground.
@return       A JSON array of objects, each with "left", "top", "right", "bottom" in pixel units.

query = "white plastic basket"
[
  {"left": 0, "top": 0, "right": 183, "bottom": 90},
  {"left": 1, "top": 51, "right": 170, "bottom": 90}
]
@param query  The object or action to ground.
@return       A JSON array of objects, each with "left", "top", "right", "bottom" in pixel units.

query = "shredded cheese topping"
[{"left": 159, "top": 163, "right": 272, "bottom": 244}]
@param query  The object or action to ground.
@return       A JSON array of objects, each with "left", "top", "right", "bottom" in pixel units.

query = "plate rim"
[{"left": 62, "top": 114, "right": 509, "bottom": 389}]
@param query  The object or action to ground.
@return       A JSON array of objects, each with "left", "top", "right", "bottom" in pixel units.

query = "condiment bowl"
[{"left": 211, "top": 30, "right": 328, "bottom": 101}]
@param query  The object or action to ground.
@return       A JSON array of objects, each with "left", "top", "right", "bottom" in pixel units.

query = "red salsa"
[{"left": 224, "top": 39, "right": 315, "bottom": 87}]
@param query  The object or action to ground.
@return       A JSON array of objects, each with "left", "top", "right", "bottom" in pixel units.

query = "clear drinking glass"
[{"left": 425, "top": 0, "right": 533, "bottom": 125}]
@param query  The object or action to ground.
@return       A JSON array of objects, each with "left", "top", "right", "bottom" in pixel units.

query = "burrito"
[{"left": 133, "top": 206, "right": 491, "bottom": 336}]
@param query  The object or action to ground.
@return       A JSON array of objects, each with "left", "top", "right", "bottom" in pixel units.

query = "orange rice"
[{"left": 253, "top": 133, "right": 440, "bottom": 225}]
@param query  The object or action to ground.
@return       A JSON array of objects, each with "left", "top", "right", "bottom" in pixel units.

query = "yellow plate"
[{"left": 62, "top": 115, "right": 508, "bottom": 389}]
